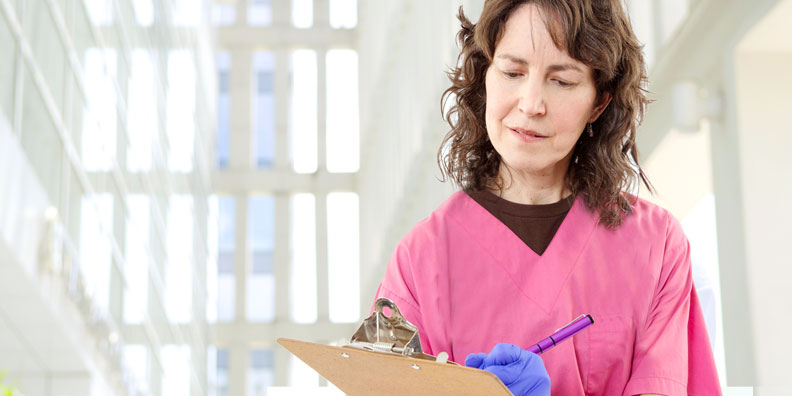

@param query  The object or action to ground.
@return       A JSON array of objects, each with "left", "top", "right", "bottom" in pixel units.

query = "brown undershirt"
[{"left": 466, "top": 190, "right": 575, "bottom": 256}]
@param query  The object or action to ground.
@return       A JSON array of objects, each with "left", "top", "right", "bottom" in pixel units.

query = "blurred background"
[{"left": 0, "top": 0, "right": 789, "bottom": 395}]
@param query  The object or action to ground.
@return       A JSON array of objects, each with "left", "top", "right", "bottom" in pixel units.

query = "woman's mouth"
[{"left": 509, "top": 127, "right": 547, "bottom": 142}]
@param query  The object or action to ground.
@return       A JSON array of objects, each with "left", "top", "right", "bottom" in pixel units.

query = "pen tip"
[{"left": 587, "top": 314, "right": 594, "bottom": 324}]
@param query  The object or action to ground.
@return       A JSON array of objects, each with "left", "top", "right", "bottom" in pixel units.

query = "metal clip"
[{"left": 344, "top": 298, "right": 457, "bottom": 364}]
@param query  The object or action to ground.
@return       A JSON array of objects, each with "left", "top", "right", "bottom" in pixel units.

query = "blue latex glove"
[{"left": 465, "top": 343, "right": 551, "bottom": 396}]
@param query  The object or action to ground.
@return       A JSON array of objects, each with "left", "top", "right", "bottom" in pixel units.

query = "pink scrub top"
[{"left": 374, "top": 191, "right": 721, "bottom": 396}]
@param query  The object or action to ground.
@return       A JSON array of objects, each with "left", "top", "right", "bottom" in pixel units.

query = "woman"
[{"left": 372, "top": 0, "right": 721, "bottom": 395}]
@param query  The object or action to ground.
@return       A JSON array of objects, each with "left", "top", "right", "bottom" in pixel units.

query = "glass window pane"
[
  {"left": 289, "top": 354, "right": 319, "bottom": 387},
  {"left": 290, "top": 194, "right": 317, "bottom": 323},
  {"left": 217, "top": 51, "right": 231, "bottom": 170},
  {"left": 82, "top": 48, "right": 117, "bottom": 172},
  {"left": 208, "top": 196, "right": 219, "bottom": 322},
  {"left": 290, "top": 50, "right": 317, "bottom": 174},
  {"left": 329, "top": 0, "right": 357, "bottom": 29},
  {"left": 327, "top": 192, "right": 359, "bottom": 323},
  {"left": 124, "top": 195, "right": 149, "bottom": 324},
  {"left": 173, "top": 0, "right": 202, "bottom": 26},
  {"left": 161, "top": 345, "right": 191, "bottom": 396},
  {"left": 247, "top": 195, "right": 275, "bottom": 322},
  {"left": 167, "top": 195, "right": 193, "bottom": 323},
  {"left": 248, "top": 0, "right": 272, "bottom": 26},
  {"left": 208, "top": 347, "right": 229, "bottom": 396},
  {"left": 326, "top": 50, "right": 359, "bottom": 173},
  {"left": 218, "top": 195, "right": 236, "bottom": 322},
  {"left": 253, "top": 51, "right": 276, "bottom": 169},
  {"left": 132, "top": 0, "right": 154, "bottom": 26},
  {"left": 122, "top": 345, "right": 149, "bottom": 394},
  {"left": 248, "top": 349, "right": 274, "bottom": 396},
  {"left": 85, "top": 0, "right": 114, "bottom": 26},
  {"left": 292, "top": 0, "right": 313, "bottom": 28},
  {"left": 212, "top": 3, "right": 236, "bottom": 26},
  {"left": 167, "top": 50, "right": 195, "bottom": 173},
  {"left": 127, "top": 49, "right": 156, "bottom": 172},
  {"left": 80, "top": 194, "right": 113, "bottom": 316}
]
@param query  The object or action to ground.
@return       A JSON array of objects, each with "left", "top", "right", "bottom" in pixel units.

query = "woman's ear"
[{"left": 590, "top": 92, "right": 612, "bottom": 123}]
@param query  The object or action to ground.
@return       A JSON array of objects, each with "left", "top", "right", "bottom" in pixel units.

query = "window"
[
  {"left": 253, "top": 51, "right": 276, "bottom": 169},
  {"left": 248, "top": 349, "right": 275, "bottom": 396},
  {"left": 247, "top": 195, "right": 275, "bottom": 322},
  {"left": 167, "top": 195, "right": 193, "bottom": 323},
  {"left": 217, "top": 51, "right": 231, "bottom": 169},
  {"left": 249, "top": 0, "right": 273, "bottom": 26},
  {"left": 326, "top": 50, "right": 360, "bottom": 173},
  {"left": 292, "top": 0, "right": 313, "bottom": 28},
  {"left": 173, "top": 0, "right": 202, "bottom": 26},
  {"left": 167, "top": 50, "right": 196, "bottom": 173},
  {"left": 131, "top": 0, "right": 154, "bottom": 26},
  {"left": 290, "top": 193, "right": 317, "bottom": 323},
  {"left": 329, "top": 0, "right": 357, "bottom": 29},
  {"left": 208, "top": 347, "right": 229, "bottom": 396},
  {"left": 212, "top": 3, "right": 236, "bottom": 26},
  {"left": 82, "top": 48, "right": 117, "bottom": 172},
  {"left": 124, "top": 195, "right": 149, "bottom": 324},
  {"left": 290, "top": 50, "right": 318, "bottom": 174},
  {"left": 127, "top": 49, "right": 155, "bottom": 172},
  {"left": 79, "top": 193, "right": 113, "bottom": 316},
  {"left": 85, "top": 0, "right": 113, "bottom": 26},
  {"left": 327, "top": 192, "right": 360, "bottom": 323},
  {"left": 162, "top": 345, "right": 191, "bottom": 396},
  {"left": 122, "top": 345, "right": 150, "bottom": 394},
  {"left": 217, "top": 195, "right": 236, "bottom": 322}
]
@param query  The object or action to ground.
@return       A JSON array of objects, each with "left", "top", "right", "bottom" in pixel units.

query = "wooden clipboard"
[{"left": 278, "top": 337, "right": 514, "bottom": 396}]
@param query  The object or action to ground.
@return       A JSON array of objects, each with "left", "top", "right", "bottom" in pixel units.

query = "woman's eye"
[
  {"left": 503, "top": 71, "right": 522, "bottom": 79},
  {"left": 552, "top": 79, "right": 574, "bottom": 87}
]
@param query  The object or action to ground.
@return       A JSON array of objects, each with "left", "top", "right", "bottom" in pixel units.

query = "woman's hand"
[{"left": 465, "top": 343, "right": 551, "bottom": 396}]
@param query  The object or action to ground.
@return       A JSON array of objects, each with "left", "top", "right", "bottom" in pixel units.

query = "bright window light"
[
  {"left": 248, "top": 0, "right": 273, "bottom": 26},
  {"left": 122, "top": 345, "right": 149, "bottom": 394},
  {"left": 131, "top": 0, "right": 154, "bottom": 26},
  {"left": 172, "top": 0, "right": 202, "bottom": 26},
  {"left": 327, "top": 192, "right": 360, "bottom": 323},
  {"left": 167, "top": 50, "right": 196, "bottom": 173},
  {"left": 290, "top": 193, "right": 317, "bottom": 324},
  {"left": 161, "top": 345, "right": 191, "bottom": 396},
  {"left": 247, "top": 196, "right": 276, "bottom": 322},
  {"left": 217, "top": 51, "right": 231, "bottom": 169},
  {"left": 253, "top": 51, "right": 276, "bottom": 169},
  {"left": 166, "top": 195, "right": 193, "bottom": 323},
  {"left": 326, "top": 50, "right": 360, "bottom": 173},
  {"left": 289, "top": 353, "right": 319, "bottom": 387},
  {"left": 207, "top": 196, "right": 219, "bottom": 323},
  {"left": 290, "top": 50, "right": 318, "bottom": 173},
  {"left": 85, "top": 0, "right": 113, "bottom": 26},
  {"left": 79, "top": 194, "right": 113, "bottom": 316},
  {"left": 124, "top": 195, "right": 149, "bottom": 324},
  {"left": 329, "top": 0, "right": 357, "bottom": 29},
  {"left": 127, "top": 49, "right": 155, "bottom": 172},
  {"left": 217, "top": 195, "right": 236, "bottom": 322},
  {"left": 208, "top": 347, "right": 230, "bottom": 396},
  {"left": 292, "top": 0, "right": 313, "bottom": 28},
  {"left": 212, "top": 3, "right": 236, "bottom": 26},
  {"left": 248, "top": 349, "right": 275, "bottom": 396},
  {"left": 82, "top": 48, "right": 117, "bottom": 172}
]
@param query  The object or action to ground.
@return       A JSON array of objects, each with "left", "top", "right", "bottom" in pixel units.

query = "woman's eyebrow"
[{"left": 496, "top": 54, "right": 583, "bottom": 73}]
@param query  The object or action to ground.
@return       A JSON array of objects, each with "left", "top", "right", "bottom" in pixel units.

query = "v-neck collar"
[{"left": 446, "top": 191, "right": 599, "bottom": 315}]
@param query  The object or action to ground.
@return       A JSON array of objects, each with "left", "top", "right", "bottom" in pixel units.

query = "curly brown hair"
[{"left": 438, "top": 0, "right": 653, "bottom": 228}]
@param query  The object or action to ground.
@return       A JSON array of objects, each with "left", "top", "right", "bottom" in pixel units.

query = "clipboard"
[{"left": 278, "top": 298, "right": 514, "bottom": 396}]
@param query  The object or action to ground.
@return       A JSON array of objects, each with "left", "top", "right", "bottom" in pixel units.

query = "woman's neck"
[{"left": 491, "top": 162, "right": 570, "bottom": 205}]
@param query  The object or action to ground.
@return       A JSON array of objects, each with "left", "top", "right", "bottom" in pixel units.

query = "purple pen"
[{"left": 527, "top": 314, "right": 594, "bottom": 355}]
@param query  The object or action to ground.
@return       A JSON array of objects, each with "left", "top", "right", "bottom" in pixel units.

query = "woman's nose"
[{"left": 517, "top": 79, "right": 546, "bottom": 116}]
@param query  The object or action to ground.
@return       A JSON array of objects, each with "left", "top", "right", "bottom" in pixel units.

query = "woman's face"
[{"left": 485, "top": 4, "right": 609, "bottom": 177}]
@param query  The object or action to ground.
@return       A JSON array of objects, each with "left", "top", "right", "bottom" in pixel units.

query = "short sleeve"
[
  {"left": 623, "top": 214, "right": 720, "bottom": 396},
  {"left": 371, "top": 242, "right": 434, "bottom": 355}
]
